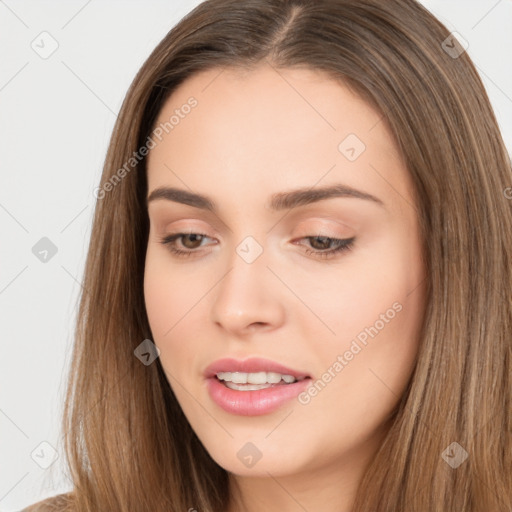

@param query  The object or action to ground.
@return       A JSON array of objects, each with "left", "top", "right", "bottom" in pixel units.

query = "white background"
[{"left": 1, "top": 1, "right": 511, "bottom": 510}]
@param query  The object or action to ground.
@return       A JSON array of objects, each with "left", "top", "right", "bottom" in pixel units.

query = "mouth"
[
  {"left": 203, "top": 357, "right": 312, "bottom": 415},
  {"left": 215, "top": 371, "right": 309, "bottom": 391},
  {"left": 204, "top": 356, "right": 311, "bottom": 381}
]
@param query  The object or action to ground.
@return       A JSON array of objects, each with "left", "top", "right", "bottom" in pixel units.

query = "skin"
[{"left": 144, "top": 62, "right": 427, "bottom": 512}]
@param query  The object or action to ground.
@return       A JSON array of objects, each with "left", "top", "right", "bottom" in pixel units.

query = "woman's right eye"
[{"left": 158, "top": 232, "right": 213, "bottom": 258}]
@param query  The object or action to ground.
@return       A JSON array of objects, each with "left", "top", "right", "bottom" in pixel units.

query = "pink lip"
[
  {"left": 206, "top": 377, "right": 311, "bottom": 416},
  {"left": 203, "top": 357, "right": 312, "bottom": 416},
  {"left": 203, "top": 357, "right": 311, "bottom": 379}
]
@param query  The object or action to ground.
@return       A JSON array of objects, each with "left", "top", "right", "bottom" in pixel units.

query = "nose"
[{"left": 210, "top": 243, "right": 286, "bottom": 336}]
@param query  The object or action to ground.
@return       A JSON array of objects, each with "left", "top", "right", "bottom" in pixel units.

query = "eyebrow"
[{"left": 146, "top": 184, "right": 385, "bottom": 211}]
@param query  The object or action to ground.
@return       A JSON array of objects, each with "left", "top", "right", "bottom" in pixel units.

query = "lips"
[{"left": 203, "top": 357, "right": 311, "bottom": 380}]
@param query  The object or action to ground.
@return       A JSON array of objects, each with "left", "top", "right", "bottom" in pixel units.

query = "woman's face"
[{"left": 144, "top": 64, "right": 426, "bottom": 482}]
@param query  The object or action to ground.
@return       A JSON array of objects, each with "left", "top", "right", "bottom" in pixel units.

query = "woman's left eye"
[
  {"left": 158, "top": 233, "right": 355, "bottom": 260},
  {"left": 299, "top": 235, "right": 356, "bottom": 259}
]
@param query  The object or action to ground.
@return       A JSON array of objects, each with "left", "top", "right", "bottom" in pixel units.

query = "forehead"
[{"left": 146, "top": 63, "right": 416, "bottom": 216}]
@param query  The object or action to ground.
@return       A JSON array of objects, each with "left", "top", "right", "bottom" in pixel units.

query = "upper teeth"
[{"left": 216, "top": 371, "right": 302, "bottom": 384}]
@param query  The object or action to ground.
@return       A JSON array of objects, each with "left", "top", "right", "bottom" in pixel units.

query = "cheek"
[
  {"left": 299, "top": 226, "right": 424, "bottom": 351},
  {"left": 144, "top": 251, "right": 175, "bottom": 340},
  {"left": 305, "top": 228, "right": 425, "bottom": 415},
  {"left": 143, "top": 246, "right": 204, "bottom": 338},
  {"left": 292, "top": 278, "right": 424, "bottom": 457},
  {"left": 143, "top": 249, "right": 198, "bottom": 371}
]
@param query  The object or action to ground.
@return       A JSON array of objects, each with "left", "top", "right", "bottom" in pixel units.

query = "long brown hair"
[{"left": 28, "top": 0, "right": 512, "bottom": 510}]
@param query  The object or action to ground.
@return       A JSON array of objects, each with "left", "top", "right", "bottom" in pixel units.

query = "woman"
[{"left": 24, "top": 0, "right": 512, "bottom": 510}]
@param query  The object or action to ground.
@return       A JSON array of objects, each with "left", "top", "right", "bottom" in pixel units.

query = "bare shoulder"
[{"left": 21, "top": 493, "right": 74, "bottom": 512}]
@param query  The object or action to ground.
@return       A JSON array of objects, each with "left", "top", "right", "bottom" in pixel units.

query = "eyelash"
[{"left": 158, "top": 232, "right": 355, "bottom": 260}]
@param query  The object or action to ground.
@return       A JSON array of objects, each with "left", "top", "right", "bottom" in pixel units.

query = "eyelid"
[{"left": 295, "top": 217, "right": 353, "bottom": 232}]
